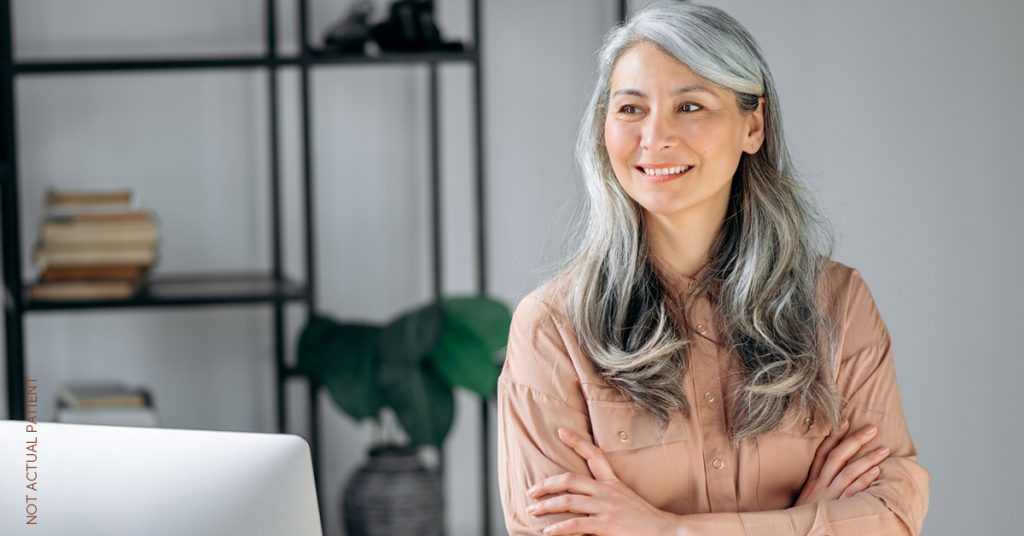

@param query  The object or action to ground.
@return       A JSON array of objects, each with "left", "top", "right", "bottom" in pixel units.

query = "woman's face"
[{"left": 604, "top": 41, "right": 765, "bottom": 221}]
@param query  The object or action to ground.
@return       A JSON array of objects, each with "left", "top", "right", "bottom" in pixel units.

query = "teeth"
[{"left": 642, "top": 165, "right": 691, "bottom": 176}]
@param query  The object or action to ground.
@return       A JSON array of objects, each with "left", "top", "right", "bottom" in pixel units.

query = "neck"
[{"left": 645, "top": 205, "right": 726, "bottom": 279}]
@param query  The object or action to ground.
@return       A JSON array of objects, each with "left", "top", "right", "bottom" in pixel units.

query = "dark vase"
[{"left": 342, "top": 444, "right": 444, "bottom": 536}]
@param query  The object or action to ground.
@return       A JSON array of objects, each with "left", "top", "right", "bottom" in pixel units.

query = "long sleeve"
[
  {"left": 676, "top": 270, "right": 931, "bottom": 536},
  {"left": 497, "top": 288, "right": 594, "bottom": 535}
]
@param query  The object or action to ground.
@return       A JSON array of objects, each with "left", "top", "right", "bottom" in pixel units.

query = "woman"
[{"left": 496, "top": 2, "right": 930, "bottom": 535}]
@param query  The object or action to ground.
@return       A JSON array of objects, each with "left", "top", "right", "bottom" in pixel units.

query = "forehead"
[{"left": 609, "top": 41, "right": 721, "bottom": 97}]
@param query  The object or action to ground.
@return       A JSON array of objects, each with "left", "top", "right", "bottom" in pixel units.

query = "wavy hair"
[{"left": 549, "top": 1, "right": 843, "bottom": 445}]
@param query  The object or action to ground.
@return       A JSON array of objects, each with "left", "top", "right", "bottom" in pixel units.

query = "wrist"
[{"left": 663, "top": 511, "right": 689, "bottom": 536}]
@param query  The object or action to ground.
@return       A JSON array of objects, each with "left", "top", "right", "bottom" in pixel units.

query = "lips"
[{"left": 635, "top": 164, "right": 693, "bottom": 183}]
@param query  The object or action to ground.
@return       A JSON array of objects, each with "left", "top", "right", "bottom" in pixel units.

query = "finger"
[
  {"left": 527, "top": 493, "right": 601, "bottom": 516},
  {"left": 557, "top": 427, "right": 618, "bottom": 481},
  {"left": 840, "top": 466, "right": 881, "bottom": 498},
  {"left": 528, "top": 471, "right": 599, "bottom": 499},
  {"left": 818, "top": 424, "right": 878, "bottom": 485},
  {"left": 808, "top": 419, "right": 850, "bottom": 480},
  {"left": 827, "top": 446, "right": 890, "bottom": 493},
  {"left": 541, "top": 515, "right": 600, "bottom": 536}
]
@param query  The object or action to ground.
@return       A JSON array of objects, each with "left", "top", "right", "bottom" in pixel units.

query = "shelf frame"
[
  {"left": 21, "top": 272, "right": 308, "bottom": 312},
  {"left": 11, "top": 49, "right": 479, "bottom": 74},
  {"left": 2, "top": 1, "right": 496, "bottom": 533}
]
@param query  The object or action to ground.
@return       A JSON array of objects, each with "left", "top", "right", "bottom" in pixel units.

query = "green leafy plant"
[{"left": 295, "top": 296, "right": 512, "bottom": 448}]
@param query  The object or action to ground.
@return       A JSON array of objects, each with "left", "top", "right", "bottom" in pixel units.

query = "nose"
[{"left": 640, "top": 110, "right": 679, "bottom": 151}]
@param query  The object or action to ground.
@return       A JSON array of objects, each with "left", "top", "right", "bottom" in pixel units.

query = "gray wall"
[{"left": 1, "top": 0, "right": 1020, "bottom": 534}]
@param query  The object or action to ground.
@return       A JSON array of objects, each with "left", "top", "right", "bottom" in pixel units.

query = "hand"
[
  {"left": 794, "top": 419, "right": 891, "bottom": 506},
  {"left": 525, "top": 427, "right": 680, "bottom": 536}
]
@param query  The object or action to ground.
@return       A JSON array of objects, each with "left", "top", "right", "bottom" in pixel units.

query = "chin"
[{"left": 634, "top": 192, "right": 699, "bottom": 217}]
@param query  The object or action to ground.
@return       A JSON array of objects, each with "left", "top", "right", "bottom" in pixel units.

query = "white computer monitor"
[{"left": 0, "top": 420, "right": 323, "bottom": 536}]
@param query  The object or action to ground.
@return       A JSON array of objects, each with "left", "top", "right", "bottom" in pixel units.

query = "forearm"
[{"left": 666, "top": 490, "right": 921, "bottom": 536}]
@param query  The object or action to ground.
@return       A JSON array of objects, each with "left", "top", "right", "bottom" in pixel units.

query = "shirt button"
[
  {"left": 704, "top": 392, "right": 715, "bottom": 403},
  {"left": 617, "top": 431, "right": 629, "bottom": 441},
  {"left": 695, "top": 323, "right": 707, "bottom": 335},
  {"left": 712, "top": 458, "right": 725, "bottom": 470}
]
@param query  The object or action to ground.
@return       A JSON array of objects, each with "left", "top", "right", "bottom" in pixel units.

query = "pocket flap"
[{"left": 587, "top": 400, "right": 688, "bottom": 453}]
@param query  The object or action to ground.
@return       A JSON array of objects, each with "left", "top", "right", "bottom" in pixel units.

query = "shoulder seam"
[{"left": 499, "top": 376, "right": 588, "bottom": 414}]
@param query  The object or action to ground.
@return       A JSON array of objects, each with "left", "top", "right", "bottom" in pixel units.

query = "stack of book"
[
  {"left": 55, "top": 382, "right": 160, "bottom": 427},
  {"left": 29, "top": 188, "right": 159, "bottom": 300}
]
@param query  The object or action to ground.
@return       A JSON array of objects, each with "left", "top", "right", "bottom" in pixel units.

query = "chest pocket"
[
  {"left": 580, "top": 382, "right": 688, "bottom": 451},
  {"left": 586, "top": 399, "right": 688, "bottom": 452},
  {"left": 580, "top": 382, "right": 691, "bottom": 510},
  {"left": 755, "top": 409, "right": 832, "bottom": 509}
]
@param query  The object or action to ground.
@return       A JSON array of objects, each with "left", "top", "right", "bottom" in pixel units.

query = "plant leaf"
[
  {"left": 296, "top": 317, "right": 383, "bottom": 421},
  {"left": 385, "top": 360, "right": 454, "bottom": 448},
  {"left": 442, "top": 296, "right": 513, "bottom": 353},
  {"left": 378, "top": 301, "right": 443, "bottom": 393},
  {"left": 427, "top": 296, "right": 511, "bottom": 397},
  {"left": 427, "top": 323, "right": 499, "bottom": 398},
  {"left": 294, "top": 315, "right": 338, "bottom": 379}
]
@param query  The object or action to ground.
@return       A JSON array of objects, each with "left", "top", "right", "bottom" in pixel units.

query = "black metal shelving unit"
[{"left": 1, "top": 0, "right": 492, "bottom": 533}]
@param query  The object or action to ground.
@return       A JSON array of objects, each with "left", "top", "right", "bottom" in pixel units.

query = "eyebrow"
[{"left": 611, "top": 84, "right": 717, "bottom": 98}]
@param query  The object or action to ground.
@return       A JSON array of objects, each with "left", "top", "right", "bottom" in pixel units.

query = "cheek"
[
  {"left": 681, "top": 121, "right": 731, "bottom": 160},
  {"left": 603, "top": 120, "right": 636, "bottom": 162}
]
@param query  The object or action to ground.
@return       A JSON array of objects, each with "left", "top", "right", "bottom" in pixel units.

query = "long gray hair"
[{"left": 551, "top": 1, "right": 843, "bottom": 445}]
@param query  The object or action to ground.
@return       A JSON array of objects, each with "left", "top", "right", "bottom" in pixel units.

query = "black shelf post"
[
  {"left": 264, "top": 0, "right": 289, "bottom": 440},
  {"left": 469, "top": 0, "right": 493, "bottom": 532},
  {"left": 1, "top": 0, "right": 27, "bottom": 422},
  {"left": 295, "top": 0, "right": 323, "bottom": 528}
]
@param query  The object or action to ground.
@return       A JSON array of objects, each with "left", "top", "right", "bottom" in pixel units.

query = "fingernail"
[
  {"left": 840, "top": 419, "right": 849, "bottom": 430},
  {"left": 864, "top": 425, "right": 877, "bottom": 436},
  {"left": 877, "top": 447, "right": 890, "bottom": 456},
  {"left": 526, "top": 504, "right": 537, "bottom": 513}
]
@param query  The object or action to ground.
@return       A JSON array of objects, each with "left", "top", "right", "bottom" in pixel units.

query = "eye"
[
  {"left": 679, "top": 102, "right": 703, "bottom": 113},
  {"left": 617, "top": 104, "right": 642, "bottom": 115}
]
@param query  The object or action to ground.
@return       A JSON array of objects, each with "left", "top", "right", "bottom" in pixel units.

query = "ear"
[{"left": 742, "top": 96, "right": 766, "bottom": 155}]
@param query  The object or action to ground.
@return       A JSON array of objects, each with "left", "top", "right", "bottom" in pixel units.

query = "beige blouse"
[{"left": 496, "top": 259, "right": 930, "bottom": 535}]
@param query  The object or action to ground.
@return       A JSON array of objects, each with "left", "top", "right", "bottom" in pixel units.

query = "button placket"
[{"left": 697, "top": 344, "right": 738, "bottom": 511}]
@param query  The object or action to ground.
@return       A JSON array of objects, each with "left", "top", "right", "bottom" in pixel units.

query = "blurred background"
[{"left": 1, "top": 0, "right": 1021, "bottom": 535}]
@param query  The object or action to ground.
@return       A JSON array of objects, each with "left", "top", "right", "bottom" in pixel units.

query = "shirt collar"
[{"left": 648, "top": 250, "right": 719, "bottom": 305}]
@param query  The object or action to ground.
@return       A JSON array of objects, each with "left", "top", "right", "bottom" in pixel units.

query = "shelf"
[
  {"left": 13, "top": 48, "right": 478, "bottom": 74},
  {"left": 306, "top": 47, "right": 477, "bottom": 66},
  {"left": 14, "top": 55, "right": 275, "bottom": 74},
  {"left": 22, "top": 272, "right": 307, "bottom": 311}
]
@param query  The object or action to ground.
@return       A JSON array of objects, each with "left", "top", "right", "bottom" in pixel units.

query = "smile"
[
  {"left": 639, "top": 165, "right": 692, "bottom": 176},
  {"left": 635, "top": 164, "right": 693, "bottom": 183}
]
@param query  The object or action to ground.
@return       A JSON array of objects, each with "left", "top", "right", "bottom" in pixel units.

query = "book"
[
  {"left": 33, "top": 245, "right": 156, "bottom": 268},
  {"left": 46, "top": 204, "right": 140, "bottom": 219},
  {"left": 40, "top": 219, "right": 158, "bottom": 246},
  {"left": 45, "top": 187, "right": 137, "bottom": 219},
  {"left": 29, "top": 279, "right": 142, "bottom": 300},
  {"left": 47, "top": 209, "right": 153, "bottom": 224},
  {"left": 46, "top": 188, "right": 132, "bottom": 206},
  {"left": 41, "top": 265, "right": 147, "bottom": 281},
  {"left": 57, "top": 383, "right": 152, "bottom": 408},
  {"left": 55, "top": 406, "right": 159, "bottom": 427}
]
